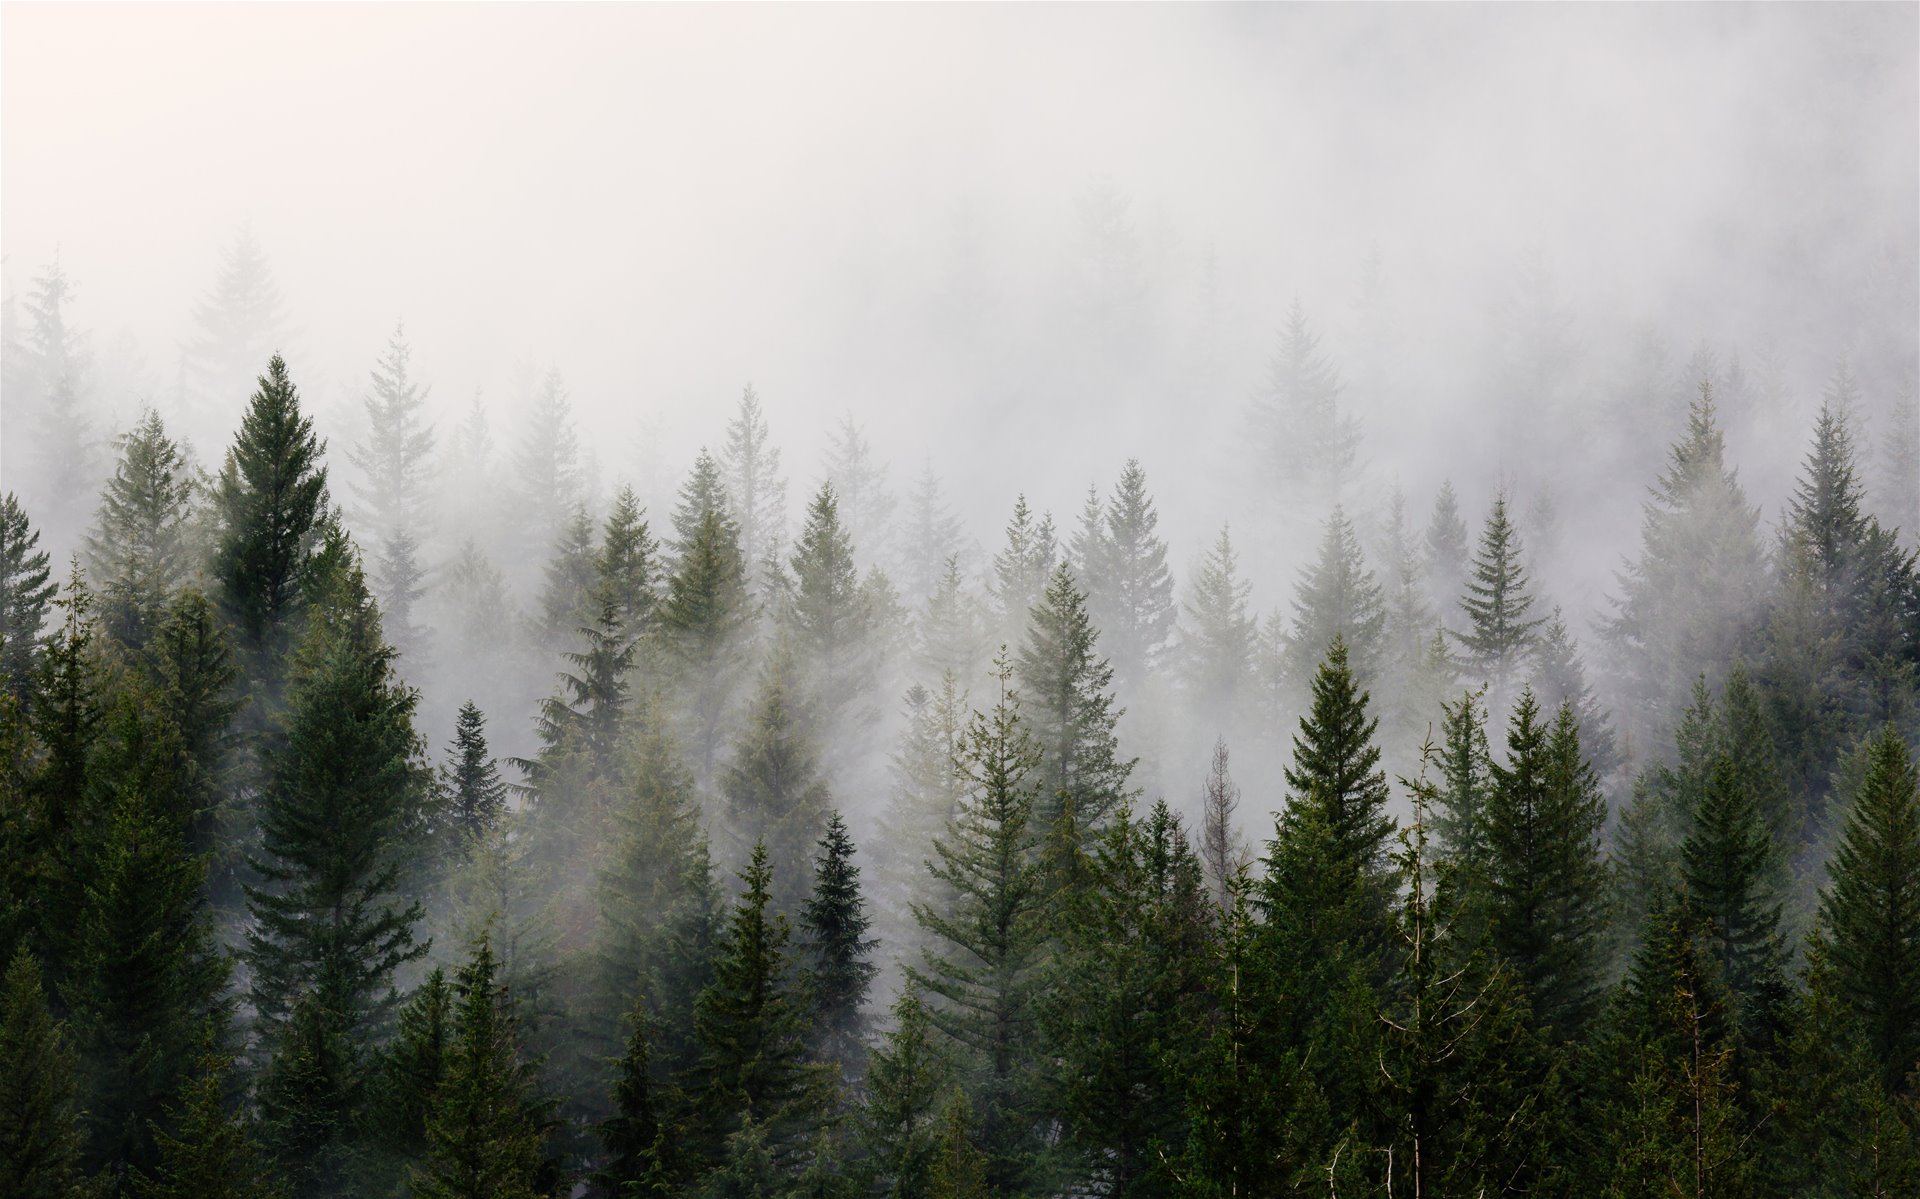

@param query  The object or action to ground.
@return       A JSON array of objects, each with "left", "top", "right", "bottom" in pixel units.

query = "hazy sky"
[{"left": 5, "top": 4, "right": 1915, "bottom": 582}]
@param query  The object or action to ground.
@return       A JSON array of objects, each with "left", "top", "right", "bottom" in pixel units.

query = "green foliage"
[
  {"left": 86, "top": 409, "right": 199, "bottom": 654},
  {"left": 368, "top": 969, "right": 452, "bottom": 1160},
  {"left": 1017, "top": 563, "right": 1134, "bottom": 838},
  {"left": 596, "top": 1002, "right": 673, "bottom": 1198},
  {"left": 1180, "top": 525, "right": 1255, "bottom": 731},
  {"left": 441, "top": 701, "right": 507, "bottom": 843},
  {"left": 1284, "top": 506, "right": 1385, "bottom": 691},
  {"left": 1679, "top": 753, "right": 1788, "bottom": 1019},
  {"left": 134, "top": 1030, "right": 285, "bottom": 1199},
  {"left": 857, "top": 984, "right": 955, "bottom": 1196},
  {"left": 1080, "top": 459, "right": 1175, "bottom": 688},
  {"left": 989, "top": 496, "right": 1055, "bottom": 651},
  {"left": 0, "top": 949, "right": 90, "bottom": 1199},
  {"left": 787, "top": 483, "right": 872, "bottom": 720},
  {"left": 1451, "top": 492, "right": 1544, "bottom": 703},
  {"left": 596, "top": 486, "right": 660, "bottom": 640},
  {"left": 1, "top": 492, "right": 58, "bottom": 703},
  {"left": 719, "top": 387, "right": 787, "bottom": 595},
  {"left": 800, "top": 812, "right": 877, "bottom": 1071},
  {"left": 660, "top": 478, "right": 750, "bottom": 780},
  {"left": 721, "top": 646, "right": 832, "bottom": 910}
]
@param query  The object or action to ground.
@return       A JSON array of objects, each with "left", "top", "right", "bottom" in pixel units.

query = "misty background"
[{"left": 4, "top": 1, "right": 1916, "bottom": 815}]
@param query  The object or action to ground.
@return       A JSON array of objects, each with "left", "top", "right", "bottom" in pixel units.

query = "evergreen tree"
[
  {"left": 897, "top": 462, "right": 966, "bottom": 608},
  {"left": 1431, "top": 687, "right": 1494, "bottom": 874},
  {"left": 183, "top": 228, "right": 291, "bottom": 430},
  {"left": 86, "top": 409, "right": 199, "bottom": 653},
  {"left": 910, "top": 656, "right": 1046, "bottom": 1192},
  {"left": 1251, "top": 298, "right": 1358, "bottom": 501},
  {"left": 688, "top": 844, "right": 823, "bottom": 1169},
  {"left": 1, "top": 492, "right": 57, "bottom": 702},
  {"left": 916, "top": 557, "right": 986, "bottom": 689},
  {"left": 1881, "top": 376, "right": 1920, "bottom": 548},
  {"left": 4, "top": 259, "right": 97, "bottom": 530},
  {"left": 0, "top": 949, "right": 90, "bottom": 1199},
  {"left": 1198, "top": 737, "right": 1248, "bottom": 911},
  {"left": 596, "top": 486, "right": 660, "bottom": 640},
  {"left": 441, "top": 702, "right": 508, "bottom": 843},
  {"left": 533, "top": 505, "right": 598, "bottom": 655},
  {"left": 1451, "top": 492, "right": 1545, "bottom": 707},
  {"left": 1818, "top": 724, "right": 1920, "bottom": 1090},
  {"left": 1529, "top": 606, "right": 1618, "bottom": 779},
  {"left": 876, "top": 674, "right": 969, "bottom": 954},
  {"left": 988, "top": 496, "right": 1055, "bottom": 652},
  {"left": 660, "top": 487, "right": 750, "bottom": 780},
  {"left": 510, "top": 368, "right": 584, "bottom": 575},
  {"left": 1484, "top": 694, "right": 1608, "bottom": 1041},
  {"left": 244, "top": 556, "right": 427, "bottom": 1055},
  {"left": 212, "top": 354, "right": 330, "bottom": 706},
  {"left": 800, "top": 812, "right": 877, "bottom": 1071},
  {"left": 720, "top": 386, "right": 788, "bottom": 593},
  {"left": 147, "top": 590, "right": 243, "bottom": 873},
  {"left": 1179, "top": 525, "right": 1255, "bottom": 731},
  {"left": 788, "top": 484, "right": 872, "bottom": 722},
  {"left": 1086, "top": 459, "right": 1176, "bottom": 688},
  {"left": 1423, "top": 480, "right": 1470, "bottom": 610},
  {"left": 923, "top": 1093, "right": 991, "bottom": 1199},
  {"left": 857, "top": 985, "right": 954, "bottom": 1197},
  {"left": 522, "top": 591, "right": 633, "bottom": 807},
  {"left": 1016, "top": 564, "right": 1135, "bottom": 837},
  {"left": 1679, "top": 753, "right": 1787, "bottom": 1021},
  {"left": 1284, "top": 505, "right": 1386, "bottom": 690},
  {"left": 346, "top": 324, "right": 435, "bottom": 660},
  {"left": 134, "top": 1033, "right": 285, "bottom": 1199},
  {"left": 597, "top": 1001, "right": 673, "bottom": 1198},
  {"left": 823, "top": 414, "right": 895, "bottom": 570},
  {"left": 28, "top": 568, "right": 107, "bottom": 948},
  {"left": 1378, "top": 488, "right": 1439, "bottom": 690},
  {"left": 721, "top": 646, "right": 832, "bottom": 910},
  {"left": 411, "top": 939, "right": 550, "bottom": 1199},
  {"left": 369, "top": 969, "right": 451, "bottom": 1160}
]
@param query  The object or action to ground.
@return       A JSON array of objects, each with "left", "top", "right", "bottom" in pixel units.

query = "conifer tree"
[
  {"left": 28, "top": 568, "right": 106, "bottom": 946},
  {"left": 1484, "top": 695, "right": 1608, "bottom": 1041},
  {"left": 184, "top": 228, "right": 291, "bottom": 428},
  {"left": 533, "top": 505, "right": 598, "bottom": 655},
  {"left": 86, "top": 409, "right": 199, "bottom": 653},
  {"left": 688, "top": 844, "right": 823, "bottom": 1169},
  {"left": 1451, "top": 492, "right": 1545, "bottom": 706},
  {"left": 1199, "top": 737, "right": 1248, "bottom": 910},
  {"left": 910, "top": 655, "right": 1046, "bottom": 1192},
  {"left": 1378, "top": 488, "right": 1439, "bottom": 688},
  {"left": 511, "top": 368, "right": 584, "bottom": 574},
  {"left": 441, "top": 702, "right": 507, "bottom": 843},
  {"left": 522, "top": 591, "right": 633, "bottom": 806},
  {"left": 721, "top": 646, "right": 832, "bottom": 910},
  {"left": 1284, "top": 506, "right": 1386, "bottom": 690},
  {"left": 0, "top": 949, "right": 89, "bottom": 1199},
  {"left": 660, "top": 487, "right": 750, "bottom": 780},
  {"left": 245, "top": 555, "right": 427, "bottom": 1052},
  {"left": 877, "top": 674, "right": 969, "bottom": 951},
  {"left": 897, "top": 462, "right": 966, "bottom": 608},
  {"left": 1016, "top": 564, "right": 1135, "bottom": 837},
  {"left": 596, "top": 485, "right": 660, "bottom": 639},
  {"left": 916, "top": 557, "right": 986, "bottom": 688},
  {"left": 800, "top": 812, "right": 877, "bottom": 1071},
  {"left": 5, "top": 259, "right": 97, "bottom": 529},
  {"left": 368, "top": 969, "right": 450, "bottom": 1160},
  {"left": 411, "top": 939, "right": 550, "bottom": 1199},
  {"left": 1818, "top": 724, "right": 1920, "bottom": 1090},
  {"left": 1085, "top": 459, "right": 1176, "bottom": 688},
  {"left": 212, "top": 354, "right": 330, "bottom": 706},
  {"left": 857, "top": 984, "right": 954, "bottom": 1197},
  {"left": 1881, "top": 376, "right": 1920, "bottom": 548},
  {"left": 1, "top": 492, "right": 57, "bottom": 703},
  {"left": 1252, "top": 298, "right": 1358, "bottom": 500},
  {"left": 823, "top": 413, "right": 895, "bottom": 570},
  {"left": 988, "top": 496, "right": 1055, "bottom": 651},
  {"left": 134, "top": 1033, "right": 285, "bottom": 1199},
  {"left": 720, "top": 386, "right": 788, "bottom": 593},
  {"left": 788, "top": 484, "right": 872, "bottom": 721},
  {"left": 924, "top": 1093, "right": 991, "bottom": 1199},
  {"left": 1432, "top": 687, "right": 1494, "bottom": 874},
  {"left": 148, "top": 590, "right": 243, "bottom": 869},
  {"left": 1273, "top": 636, "right": 1395, "bottom": 911},
  {"left": 1179, "top": 525, "right": 1255, "bottom": 730},
  {"left": 1423, "top": 480, "right": 1470, "bottom": 610},
  {"left": 597, "top": 1002, "right": 673, "bottom": 1197},
  {"left": 1529, "top": 606, "right": 1617, "bottom": 779},
  {"left": 1679, "top": 753, "right": 1787, "bottom": 1019},
  {"left": 347, "top": 324, "right": 435, "bottom": 660}
]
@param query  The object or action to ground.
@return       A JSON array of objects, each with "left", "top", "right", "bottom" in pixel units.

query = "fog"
[{"left": 4, "top": 2, "right": 1916, "bottom": 811}]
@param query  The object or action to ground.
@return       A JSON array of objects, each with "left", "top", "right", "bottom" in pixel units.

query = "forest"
[{"left": 3, "top": 5, "right": 1919, "bottom": 1198}]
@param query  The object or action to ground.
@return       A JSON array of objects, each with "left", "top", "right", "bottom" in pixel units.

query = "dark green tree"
[
  {"left": 1679, "top": 754, "right": 1787, "bottom": 1019},
  {"left": 857, "top": 984, "right": 954, "bottom": 1197},
  {"left": 25, "top": 568, "right": 106, "bottom": 952},
  {"left": 441, "top": 702, "right": 507, "bottom": 843},
  {"left": 659, "top": 484, "right": 750, "bottom": 780},
  {"left": 133, "top": 1032, "right": 285, "bottom": 1199},
  {"left": 86, "top": 408, "right": 199, "bottom": 654},
  {"left": 1083, "top": 459, "right": 1175, "bottom": 688},
  {"left": 368, "top": 969, "right": 451, "bottom": 1161},
  {"left": 800, "top": 812, "right": 877, "bottom": 1072},
  {"left": 1529, "top": 607, "right": 1617, "bottom": 779},
  {"left": 0, "top": 948, "right": 89, "bottom": 1199},
  {"left": 721, "top": 646, "right": 832, "bottom": 910},
  {"left": 787, "top": 484, "right": 872, "bottom": 722},
  {"left": 1431, "top": 687, "right": 1494, "bottom": 875},
  {"left": 596, "top": 486, "right": 660, "bottom": 641},
  {"left": 2, "top": 492, "right": 58, "bottom": 703},
  {"left": 1818, "top": 724, "right": 1920, "bottom": 1090},
  {"left": 147, "top": 590, "right": 243, "bottom": 884},
  {"left": 1451, "top": 493, "right": 1544, "bottom": 705},
  {"left": 1017, "top": 564, "right": 1134, "bottom": 838},
  {"left": 596, "top": 1001, "right": 674, "bottom": 1198}
]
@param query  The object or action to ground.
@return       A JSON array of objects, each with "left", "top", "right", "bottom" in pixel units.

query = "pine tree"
[
  {"left": 596, "top": 485, "right": 660, "bottom": 639},
  {"left": 1199, "top": 737, "right": 1248, "bottom": 910},
  {"left": 1451, "top": 492, "right": 1545, "bottom": 706},
  {"left": 800, "top": 812, "right": 877, "bottom": 1071},
  {"left": 1818, "top": 724, "right": 1920, "bottom": 1090},
  {"left": 910, "top": 656, "right": 1046, "bottom": 1192},
  {"left": 184, "top": 228, "right": 292, "bottom": 429},
  {"left": 1484, "top": 694, "right": 1609, "bottom": 1041},
  {"left": 823, "top": 414, "right": 896, "bottom": 570},
  {"left": 5, "top": 259, "right": 97, "bottom": 530},
  {"left": 1086, "top": 459, "right": 1176, "bottom": 689},
  {"left": 244, "top": 555, "right": 428, "bottom": 1051},
  {"left": 1604, "top": 380, "right": 1767, "bottom": 750},
  {"left": 688, "top": 844, "right": 823, "bottom": 1169},
  {"left": 134, "top": 1032, "right": 286, "bottom": 1199},
  {"left": 346, "top": 324, "right": 435, "bottom": 660},
  {"left": 1017, "top": 564, "right": 1135, "bottom": 837},
  {"left": 857, "top": 985, "right": 954, "bottom": 1197},
  {"left": 368, "top": 969, "right": 451, "bottom": 1160},
  {"left": 1881, "top": 375, "right": 1920, "bottom": 549},
  {"left": 522, "top": 591, "right": 633, "bottom": 807},
  {"left": 660, "top": 484, "right": 750, "bottom": 780},
  {"left": 1529, "top": 606, "right": 1618, "bottom": 779},
  {"left": 1179, "top": 525, "right": 1256, "bottom": 732},
  {"left": 597, "top": 1001, "right": 674, "bottom": 1197},
  {"left": 1423, "top": 480, "right": 1470, "bottom": 610},
  {"left": 989, "top": 496, "right": 1055, "bottom": 651},
  {"left": 1432, "top": 687, "right": 1494, "bottom": 874},
  {"left": 720, "top": 386, "right": 788, "bottom": 593},
  {"left": 924, "top": 1093, "right": 991, "bottom": 1199},
  {"left": 788, "top": 484, "right": 872, "bottom": 722},
  {"left": 876, "top": 674, "right": 969, "bottom": 955},
  {"left": 28, "top": 567, "right": 106, "bottom": 946},
  {"left": 897, "top": 462, "right": 966, "bottom": 608},
  {"left": 86, "top": 408, "right": 199, "bottom": 653},
  {"left": 511, "top": 368, "right": 584, "bottom": 575},
  {"left": 441, "top": 702, "right": 507, "bottom": 843},
  {"left": 148, "top": 589, "right": 243, "bottom": 872},
  {"left": 1, "top": 492, "right": 57, "bottom": 702},
  {"left": 411, "top": 939, "right": 550, "bottom": 1199},
  {"left": 212, "top": 354, "right": 330, "bottom": 708},
  {"left": 1284, "top": 506, "right": 1386, "bottom": 690},
  {"left": 1679, "top": 753, "right": 1787, "bottom": 1020},
  {"left": 1252, "top": 298, "right": 1358, "bottom": 500},
  {"left": 0, "top": 948, "right": 89, "bottom": 1199},
  {"left": 721, "top": 645, "right": 832, "bottom": 910},
  {"left": 533, "top": 505, "right": 598, "bottom": 655},
  {"left": 916, "top": 557, "right": 986, "bottom": 688}
]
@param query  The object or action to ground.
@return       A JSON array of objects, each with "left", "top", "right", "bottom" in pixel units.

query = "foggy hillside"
[{"left": 1, "top": 5, "right": 1917, "bottom": 1198}]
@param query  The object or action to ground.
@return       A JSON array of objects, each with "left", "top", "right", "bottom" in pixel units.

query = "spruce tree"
[
  {"left": 1529, "top": 606, "right": 1618, "bottom": 778},
  {"left": 86, "top": 408, "right": 199, "bottom": 653},
  {"left": 787, "top": 483, "right": 872, "bottom": 722},
  {"left": 28, "top": 568, "right": 106, "bottom": 948},
  {"left": 1284, "top": 505, "right": 1386, "bottom": 690},
  {"left": 1179, "top": 524, "right": 1255, "bottom": 731},
  {"left": 596, "top": 1001, "right": 674, "bottom": 1197},
  {"left": 244, "top": 555, "right": 427, "bottom": 1052},
  {"left": 1085, "top": 459, "right": 1175, "bottom": 688},
  {"left": 822, "top": 414, "right": 895, "bottom": 570},
  {"left": 1016, "top": 563, "right": 1134, "bottom": 838},
  {"left": 0, "top": 949, "right": 89, "bottom": 1199},
  {"left": 596, "top": 485, "right": 660, "bottom": 640},
  {"left": 3, "top": 493, "right": 59, "bottom": 702},
  {"left": 440, "top": 702, "right": 507, "bottom": 843},
  {"left": 134, "top": 1032, "right": 285, "bottom": 1199},
  {"left": 660, "top": 489, "right": 750, "bottom": 780},
  {"left": 346, "top": 324, "right": 435, "bottom": 661},
  {"left": 1252, "top": 298, "right": 1358, "bottom": 500},
  {"left": 1432, "top": 687, "right": 1494, "bottom": 874},
  {"left": 183, "top": 228, "right": 292, "bottom": 428},
  {"left": 688, "top": 844, "right": 823, "bottom": 1169},
  {"left": 1484, "top": 694, "right": 1608, "bottom": 1041},
  {"left": 1451, "top": 492, "right": 1545, "bottom": 706},
  {"left": 897, "top": 463, "right": 966, "bottom": 608},
  {"left": 533, "top": 505, "right": 597, "bottom": 655},
  {"left": 521, "top": 592, "right": 633, "bottom": 808},
  {"left": 800, "top": 812, "right": 877, "bottom": 1072},
  {"left": 212, "top": 354, "right": 330, "bottom": 709},
  {"left": 916, "top": 557, "right": 986, "bottom": 688},
  {"left": 876, "top": 674, "right": 969, "bottom": 953},
  {"left": 721, "top": 645, "right": 832, "bottom": 910},
  {"left": 720, "top": 386, "right": 788, "bottom": 593},
  {"left": 1818, "top": 724, "right": 1920, "bottom": 1090},
  {"left": 1273, "top": 636, "right": 1395, "bottom": 911},
  {"left": 1678, "top": 753, "right": 1787, "bottom": 1020},
  {"left": 411, "top": 939, "right": 550, "bottom": 1199},
  {"left": 148, "top": 589, "right": 243, "bottom": 869},
  {"left": 510, "top": 368, "right": 584, "bottom": 576},
  {"left": 988, "top": 496, "right": 1055, "bottom": 651},
  {"left": 368, "top": 969, "right": 450, "bottom": 1160},
  {"left": 857, "top": 985, "right": 954, "bottom": 1197},
  {"left": 910, "top": 655, "right": 1046, "bottom": 1192},
  {"left": 1423, "top": 480, "right": 1470, "bottom": 609},
  {"left": 923, "top": 1093, "right": 991, "bottom": 1199}
]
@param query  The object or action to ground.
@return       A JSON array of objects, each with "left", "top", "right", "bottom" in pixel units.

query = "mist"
[{"left": 3, "top": 4, "right": 1918, "bottom": 1196}]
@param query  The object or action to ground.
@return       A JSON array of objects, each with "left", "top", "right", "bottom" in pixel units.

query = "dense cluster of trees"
[{"left": 2, "top": 239, "right": 1919, "bottom": 1197}]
